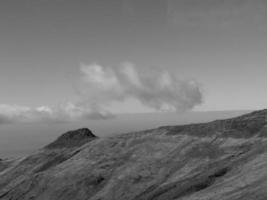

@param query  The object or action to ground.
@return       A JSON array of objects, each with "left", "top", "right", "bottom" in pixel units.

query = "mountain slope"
[{"left": 1, "top": 110, "right": 267, "bottom": 200}]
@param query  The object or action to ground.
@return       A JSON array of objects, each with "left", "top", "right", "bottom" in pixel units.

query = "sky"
[{"left": 1, "top": 0, "right": 267, "bottom": 124}]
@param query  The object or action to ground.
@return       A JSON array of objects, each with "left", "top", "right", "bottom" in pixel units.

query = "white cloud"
[
  {"left": 0, "top": 62, "right": 203, "bottom": 124},
  {"left": 79, "top": 62, "right": 202, "bottom": 112},
  {"left": 0, "top": 103, "right": 112, "bottom": 124}
]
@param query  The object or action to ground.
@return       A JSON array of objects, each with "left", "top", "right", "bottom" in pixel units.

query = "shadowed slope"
[{"left": 45, "top": 128, "right": 97, "bottom": 149}]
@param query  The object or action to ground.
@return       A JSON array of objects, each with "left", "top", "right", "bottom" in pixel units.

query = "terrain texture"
[{"left": 1, "top": 110, "right": 267, "bottom": 200}]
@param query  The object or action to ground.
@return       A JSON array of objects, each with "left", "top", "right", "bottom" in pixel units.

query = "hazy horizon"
[{"left": 0, "top": 110, "right": 250, "bottom": 158}]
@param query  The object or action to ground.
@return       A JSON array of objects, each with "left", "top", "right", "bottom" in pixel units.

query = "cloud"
[
  {"left": 0, "top": 62, "right": 202, "bottom": 124},
  {"left": 0, "top": 103, "right": 112, "bottom": 124},
  {"left": 79, "top": 62, "right": 202, "bottom": 112}
]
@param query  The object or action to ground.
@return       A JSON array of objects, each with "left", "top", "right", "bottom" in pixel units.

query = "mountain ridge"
[
  {"left": 1, "top": 109, "right": 267, "bottom": 200},
  {"left": 161, "top": 109, "right": 267, "bottom": 138}
]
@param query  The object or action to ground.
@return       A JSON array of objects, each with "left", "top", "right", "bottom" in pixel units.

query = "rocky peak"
[{"left": 45, "top": 128, "right": 97, "bottom": 149}]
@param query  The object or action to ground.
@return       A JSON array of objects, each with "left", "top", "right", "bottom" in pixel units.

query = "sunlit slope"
[{"left": 1, "top": 110, "right": 267, "bottom": 200}]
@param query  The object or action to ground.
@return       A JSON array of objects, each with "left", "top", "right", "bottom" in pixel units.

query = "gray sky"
[{"left": 1, "top": 0, "right": 267, "bottom": 122}]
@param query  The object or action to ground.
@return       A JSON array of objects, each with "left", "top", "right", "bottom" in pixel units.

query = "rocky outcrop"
[
  {"left": 1, "top": 110, "right": 267, "bottom": 200},
  {"left": 45, "top": 128, "right": 97, "bottom": 149}
]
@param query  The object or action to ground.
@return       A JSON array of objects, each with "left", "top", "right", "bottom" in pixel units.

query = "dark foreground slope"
[{"left": 1, "top": 110, "right": 267, "bottom": 200}]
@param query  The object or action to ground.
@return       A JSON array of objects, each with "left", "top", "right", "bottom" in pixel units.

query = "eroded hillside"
[{"left": 1, "top": 110, "right": 267, "bottom": 200}]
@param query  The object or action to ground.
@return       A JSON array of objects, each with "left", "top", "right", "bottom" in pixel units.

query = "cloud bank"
[
  {"left": 0, "top": 62, "right": 202, "bottom": 124},
  {"left": 79, "top": 63, "right": 202, "bottom": 112},
  {"left": 0, "top": 103, "right": 112, "bottom": 124}
]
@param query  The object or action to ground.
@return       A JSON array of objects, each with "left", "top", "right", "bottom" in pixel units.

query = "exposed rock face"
[
  {"left": 1, "top": 110, "right": 267, "bottom": 200},
  {"left": 45, "top": 128, "right": 97, "bottom": 149}
]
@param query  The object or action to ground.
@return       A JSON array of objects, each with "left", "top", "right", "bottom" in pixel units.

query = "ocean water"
[{"left": 0, "top": 110, "right": 249, "bottom": 158}]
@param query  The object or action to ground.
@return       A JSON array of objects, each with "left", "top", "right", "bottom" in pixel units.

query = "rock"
[
  {"left": 1, "top": 110, "right": 267, "bottom": 200},
  {"left": 45, "top": 128, "right": 97, "bottom": 149}
]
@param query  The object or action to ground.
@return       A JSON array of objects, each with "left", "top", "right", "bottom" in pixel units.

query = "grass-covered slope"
[{"left": 1, "top": 110, "right": 267, "bottom": 200}]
